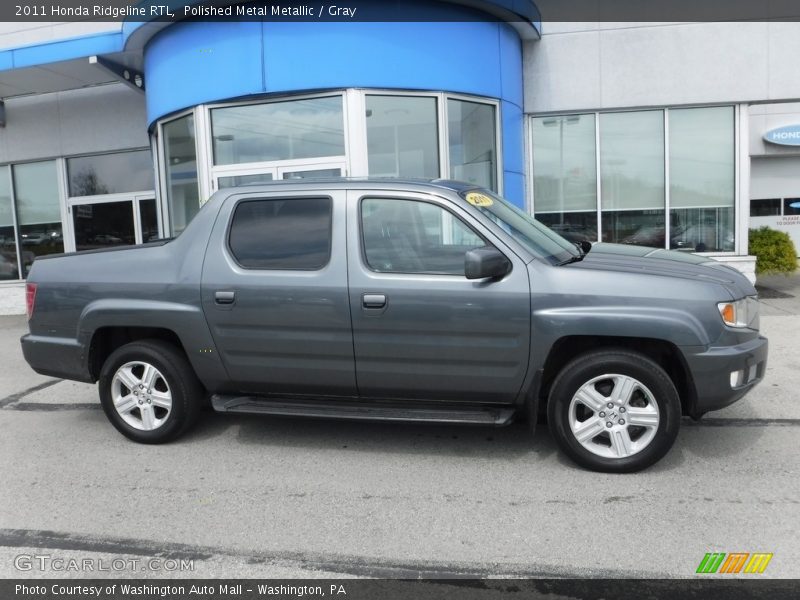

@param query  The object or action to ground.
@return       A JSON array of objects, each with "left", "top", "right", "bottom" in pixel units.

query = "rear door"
[
  {"left": 346, "top": 189, "right": 531, "bottom": 403},
  {"left": 201, "top": 189, "right": 356, "bottom": 397}
]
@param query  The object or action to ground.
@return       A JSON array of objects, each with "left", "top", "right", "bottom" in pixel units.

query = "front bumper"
[{"left": 682, "top": 334, "right": 768, "bottom": 418}]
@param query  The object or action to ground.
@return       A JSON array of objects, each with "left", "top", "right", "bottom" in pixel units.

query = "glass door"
[
  {"left": 68, "top": 194, "right": 159, "bottom": 251},
  {"left": 135, "top": 196, "right": 159, "bottom": 243},
  {"left": 70, "top": 199, "right": 135, "bottom": 251}
]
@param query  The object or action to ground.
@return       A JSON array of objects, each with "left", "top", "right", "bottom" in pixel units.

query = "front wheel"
[
  {"left": 547, "top": 349, "right": 681, "bottom": 473},
  {"left": 99, "top": 340, "right": 202, "bottom": 444}
]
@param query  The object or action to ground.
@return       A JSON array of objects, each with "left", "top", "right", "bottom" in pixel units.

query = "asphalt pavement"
[{"left": 1, "top": 284, "right": 799, "bottom": 580}]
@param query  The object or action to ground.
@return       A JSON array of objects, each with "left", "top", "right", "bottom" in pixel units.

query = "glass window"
[
  {"left": 366, "top": 96, "right": 439, "bottom": 178},
  {"left": 461, "top": 189, "right": 578, "bottom": 265},
  {"left": 229, "top": 197, "right": 331, "bottom": 270},
  {"left": 211, "top": 97, "right": 345, "bottom": 166},
  {"left": 0, "top": 166, "right": 20, "bottom": 280},
  {"left": 72, "top": 201, "right": 135, "bottom": 251},
  {"left": 282, "top": 168, "right": 342, "bottom": 180},
  {"left": 784, "top": 198, "right": 800, "bottom": 216},
  {"left": 361, "top": 198, "right": 486, "bottom": 275},
  {"left": 163, "top": 115, "right": 200, "bottom": 236},
  {"left": 139, "top": 199, "right": 159, "bottom": 242},
  {"left": 218, "top": 173, "right": 274, "bottom": 189},
  {"left": 67, "top": 150, "right": 154, "bottom": 196},
  {"left": 531, "top": 114, "right": 597, "bottom": 242},
  {"left": 448, "top": 99, "right": 497, "bottom": 190},
  {"left": 669, "top": 107, "right": 734, "bottom": 252},
  {"left": 600, "top": 111, "right": 665, "bottom": 245},
  {"left": 750, "top": 199, "right": 781, "bottom": 217},
  {"left": 13, "top": 161, "right": 63, "bottom": 276}
]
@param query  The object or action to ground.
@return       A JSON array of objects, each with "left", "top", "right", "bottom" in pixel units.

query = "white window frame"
[
  {"left": 204, "top": 91, "right": 349, "bottom": 192},
  {"left": 156, "top": 107, "right": 200, "bottom": 237},
  {"left": 63, "top": 148, "right": 157, "bottom": 251},
  {"left": 154, "top": 89, "right": 503, "bottom": 237}
]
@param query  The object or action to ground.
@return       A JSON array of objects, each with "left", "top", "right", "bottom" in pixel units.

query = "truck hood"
[{"left": 565, "top": 243, "right": 756, "bottom": 299}]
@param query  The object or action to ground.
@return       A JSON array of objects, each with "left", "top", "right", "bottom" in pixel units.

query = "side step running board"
[{"left": 211, "top": 395, "right": 515, "bottom": 426}]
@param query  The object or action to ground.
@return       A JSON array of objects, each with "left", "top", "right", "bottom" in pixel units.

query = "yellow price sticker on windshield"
[{"left": 465, "top": 192, "right": 494, "bottom": 207}]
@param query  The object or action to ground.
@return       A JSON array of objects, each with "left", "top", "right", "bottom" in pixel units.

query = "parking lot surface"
[{"left": 1, "top": 306, "right": 799, "bottom": 579}]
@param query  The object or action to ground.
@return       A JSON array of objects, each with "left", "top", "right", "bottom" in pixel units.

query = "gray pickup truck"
[{"left": 21, "top": 179, "right": 767, "bottom": 472}]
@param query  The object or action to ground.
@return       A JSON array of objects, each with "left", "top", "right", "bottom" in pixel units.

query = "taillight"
[{"left": 25, "top": 283, "right": 37, "bottom": 320}]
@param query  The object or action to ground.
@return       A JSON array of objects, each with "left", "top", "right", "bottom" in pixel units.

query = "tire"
[
  {"left": 547, "top": 349, "right": 681, "bottom": 473},
  {"left": 98, "top": 339, "right": 203, "bottom": 444}
]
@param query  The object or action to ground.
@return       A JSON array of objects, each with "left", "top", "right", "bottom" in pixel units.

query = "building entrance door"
[{"left": 67, "top": 194, "right": 159, "bottom": 252}]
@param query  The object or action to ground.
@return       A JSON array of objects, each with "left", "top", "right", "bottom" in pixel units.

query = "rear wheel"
[
  {"left": 99, "top": 340, "right": 202, "bottom": 443},
  {"left": 547, "top": 349, "right": 681, "bottom": 473}
]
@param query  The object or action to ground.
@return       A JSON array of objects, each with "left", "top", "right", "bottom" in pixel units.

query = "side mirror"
[
  {"left": 576, "top": 240, "right": 592, "bottom": 254},
  {"left": 465, "top": 247, "right": 511, "bottom": 280}
]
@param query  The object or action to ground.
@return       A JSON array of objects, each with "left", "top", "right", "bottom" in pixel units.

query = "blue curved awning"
[{"left": 0, "top": 0, "right": 539, "bottom": 99}]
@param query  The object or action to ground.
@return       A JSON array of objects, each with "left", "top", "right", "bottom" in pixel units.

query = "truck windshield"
[{"left": 460, "top": 189, "right": 579, "bottom": 265}]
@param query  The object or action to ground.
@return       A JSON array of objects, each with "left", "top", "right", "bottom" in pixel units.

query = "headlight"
[{"left": 717, "top": 297, "right": 759, "bottom": 329}]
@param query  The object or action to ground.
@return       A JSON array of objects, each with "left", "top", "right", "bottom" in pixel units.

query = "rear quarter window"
[{"left": 228, "top": 197, "right": 332, "bottom": 270}]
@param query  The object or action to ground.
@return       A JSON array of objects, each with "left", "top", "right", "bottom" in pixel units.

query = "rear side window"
[{"left": 229, "top": 197, "right": 332, "bottom": 270}]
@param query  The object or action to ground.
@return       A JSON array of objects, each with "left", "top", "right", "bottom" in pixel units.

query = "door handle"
[
  {"left": 215, "top": 291, "right": 236, "bottom": 305},
  {"left": 362, "top": 293, "right": 387, "bottom": 309}
]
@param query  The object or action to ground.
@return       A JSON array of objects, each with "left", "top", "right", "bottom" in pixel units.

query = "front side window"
[
  {"left": 229, "top": 197, "right": 332, "bottom": 270},
  {"left": 361, "top": 198, "right": 486, "bottom": 275}
]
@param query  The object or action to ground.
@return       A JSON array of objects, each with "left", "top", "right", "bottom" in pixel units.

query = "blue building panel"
[
  {"left": 144, "top": 19, "right": 523, "bottom": 124},
  {"left": 144, "top": 20, "right": 264, "bottom": 121},
  {"left": 498, "top": 23, "right": 524, "bottom": 109},
  {"left": 143, "top": 14, "right": 527, "bottom": 207},
  {"left": 502, "top": 170, "right": 526, "bottom": 208},
  {"left": 260, "top": 21, "right": 505, "bottom": 99}
]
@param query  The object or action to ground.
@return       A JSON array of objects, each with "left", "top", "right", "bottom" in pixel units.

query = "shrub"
[{"left": 748, "top": 226, "right": 798, "bottom": 275}]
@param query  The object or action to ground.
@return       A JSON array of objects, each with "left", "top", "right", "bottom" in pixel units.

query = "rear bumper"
[
  {"left": 20, "top": 334, "right": 93, "bottom": 383},
  {"left": 682, "top": 334, "right": 768, "bottom": 418}
]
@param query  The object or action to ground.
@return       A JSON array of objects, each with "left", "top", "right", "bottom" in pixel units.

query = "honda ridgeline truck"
[{"left": 21, "top": 179, "right": 768, "bottom": 472}]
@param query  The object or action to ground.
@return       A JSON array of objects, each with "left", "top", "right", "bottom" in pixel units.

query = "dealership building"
[{"left": 2, "top": 3, "right": 800, "bottom": 312}]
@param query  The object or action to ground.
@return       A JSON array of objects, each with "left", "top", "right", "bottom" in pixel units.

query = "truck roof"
[{"left": 219, "top": 177, "right": 481, "bottom": 195}]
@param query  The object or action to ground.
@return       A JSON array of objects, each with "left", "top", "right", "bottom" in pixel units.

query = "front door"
[
  {"left": 201, "top": 188, "right": 356, "bottom": 397},
  {"left": 346, "top": 190, "right": 531, "bottom": 403}
]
